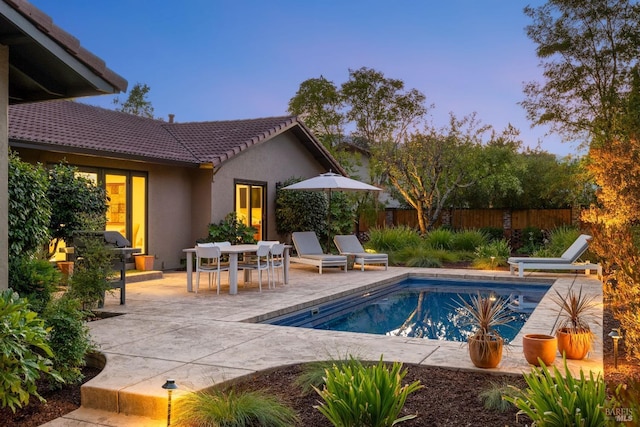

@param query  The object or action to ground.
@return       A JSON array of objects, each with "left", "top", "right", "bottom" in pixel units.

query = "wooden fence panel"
[
  {"left": 450, "top": 209, "right": 503, "bottom": 229},
  {"left": 362, "top": 208, "right": 574, "bottom": 232}
]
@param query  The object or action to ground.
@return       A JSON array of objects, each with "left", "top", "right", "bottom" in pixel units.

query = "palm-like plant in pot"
[
  {"left": 552, "top": 286, "right": 597, "bottom": 360},
  {"left": 458, "top": 292, "right": 513, "bottom": 368}
]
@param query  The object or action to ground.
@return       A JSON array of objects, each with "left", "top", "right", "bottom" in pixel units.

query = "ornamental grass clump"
[
  {"left": 314, "top": 356, "right": 422, "bottom": 427},
  {"left": 173, "top": 387, "right": 299, "bottom": 427},
  {"left": 504, "top": 358, "right": 606, "bottom": 426}
]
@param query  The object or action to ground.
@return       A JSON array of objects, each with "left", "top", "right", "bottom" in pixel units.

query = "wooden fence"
[{"left": 359, "top": 208, "right": 580, "bottom": 249}]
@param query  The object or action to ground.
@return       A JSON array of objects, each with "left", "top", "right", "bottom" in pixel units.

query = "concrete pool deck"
[{"left": 42, "top": 265, "right": 603, "bottom": 426}]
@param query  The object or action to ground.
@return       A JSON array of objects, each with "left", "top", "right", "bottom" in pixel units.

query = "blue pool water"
[{"left": 264, "top": 278, "right": 550, "bottom": 343}]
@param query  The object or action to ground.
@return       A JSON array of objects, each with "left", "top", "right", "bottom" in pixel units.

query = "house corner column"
[{"left": 0, "top": 45, "right": 8, "bottom": 290}]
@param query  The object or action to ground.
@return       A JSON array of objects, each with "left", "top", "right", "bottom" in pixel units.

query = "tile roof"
[{"left": 9, "top": 100, "right": 343, "bottom": 172}]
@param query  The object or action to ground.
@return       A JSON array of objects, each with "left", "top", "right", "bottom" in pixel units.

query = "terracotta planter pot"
[
  {"left": 522, "top": 333, "right": 557, "bottom": 366},
  {"left": 135, "top": 255, "right": 155, "bottom": 271},
  {"left": 57, "top": 261, "right": 74, "bottom": 279},
  {"left": 556, "top": 328, "right": 592, "bottom": 360},
  {"left": 468, "top": 335, "right": 503, "bottom": 368}
]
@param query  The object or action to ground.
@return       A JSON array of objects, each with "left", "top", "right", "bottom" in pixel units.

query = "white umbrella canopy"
[
  {"left": 282, "top": 172, "right": 381, "bottom": 249},
  {"left": 281, "top": 172, "right": 381, "bottom": 192}
]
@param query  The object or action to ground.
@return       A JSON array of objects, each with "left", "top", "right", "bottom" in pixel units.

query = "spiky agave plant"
[
  {"left": 552, "top": 286, "right": 597, "bottom": 334},
  {"left": 552, "top": 286, "right": 598, "bottom": 358},
  {"left": 458, "top": 292, "right": 513, "bottom": 367}
]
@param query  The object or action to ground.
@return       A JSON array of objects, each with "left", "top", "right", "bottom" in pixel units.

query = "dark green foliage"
[
  {"left": 0, "top": 290, "right": 61, "bottom": 412},
  {"left": 275, "top": 178, "right": 328, "bottom": 239},
  {"left": 8, "top": 256, "right": 61, "bottom": 314},
  {"left": 275, "top": 177, "right": 355, "bottom": 250},
  {"left": 69, "top": 236, "right": 116, "bottom": 310},
  {"left": 42, "top": 296, "right": 93, "bottom": 387},
  {"left": 521, "top": 226, "right": 545, "bottom": 254},
  {"left": 326, "top": 190, "right": 356, "bottom": 243},
  {"left": 8, "top": 151, "right": 50, "bottom": 262},
  {"left": 203, "top": 212, "right": 257, "bottom": 244},
  {"left": 479, "top": 227, "right": 505, "bottom": 242},
  {"left": 47, "top": 162, "right": 108, "bottom": 257}
]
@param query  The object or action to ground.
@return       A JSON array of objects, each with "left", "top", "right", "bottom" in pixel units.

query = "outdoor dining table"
[{"left": 183, "top": 244, "right": 290, "bottom": 295}]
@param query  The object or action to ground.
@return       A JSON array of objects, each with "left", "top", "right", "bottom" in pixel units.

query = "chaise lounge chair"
[
  {"left": 508, "top": 234, "right": 601, "bottom": 278},
  {"left": 291, "top": 231, "right": 347, "bottom": 274},
  {"left": 334, "top": 235, "right": 388, "bottom": 271}
]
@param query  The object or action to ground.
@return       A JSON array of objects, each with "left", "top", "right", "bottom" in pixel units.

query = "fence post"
[{"left": 503, "top": 210, "right": 512, "bottom": 247}]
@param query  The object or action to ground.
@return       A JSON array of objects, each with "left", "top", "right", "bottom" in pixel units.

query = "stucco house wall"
[{"left": 211, "top": 131, "right": 326, "bottom": 241}]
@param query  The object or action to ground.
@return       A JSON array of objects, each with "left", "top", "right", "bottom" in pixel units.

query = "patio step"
[
  {"left": 125, "top": 270, "right": 163, "bottom": 283},
  {"left": 81, "top": 353, "right": 172, "bottom": 421}
]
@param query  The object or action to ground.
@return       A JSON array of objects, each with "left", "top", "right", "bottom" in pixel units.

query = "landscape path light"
[
  {"left": 162, "top": 378, "right": 178, "bottom": 426},
  {"left": 608, "top": 329, "right": 623, "bottom": 369}
]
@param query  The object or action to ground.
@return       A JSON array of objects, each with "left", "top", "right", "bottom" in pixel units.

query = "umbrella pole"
[{"left": 327, "top": 189, "right": 332, "bottom": 250}]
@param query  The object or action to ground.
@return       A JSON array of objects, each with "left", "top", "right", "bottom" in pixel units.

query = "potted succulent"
[
  {"left": 458, "top": 292, "right": 512, "bottom": 368},
  {"left": 552, "top": 286, "right": 597, "bottom": 360}
]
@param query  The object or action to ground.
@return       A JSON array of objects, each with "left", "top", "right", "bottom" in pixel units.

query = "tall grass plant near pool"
[
  {"left": 366, "top": 226, "right": 421, "bottom": 252},
  {"left": 451, "top": 229, "right": 488, "bottom": 251}
]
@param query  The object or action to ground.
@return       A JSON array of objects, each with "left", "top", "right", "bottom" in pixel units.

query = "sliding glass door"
[{"left": 235, "top": 182, "right": 265, "bottom": 241}]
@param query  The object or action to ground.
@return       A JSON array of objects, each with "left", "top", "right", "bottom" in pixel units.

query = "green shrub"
[
  {"left": 8, "top": 256, "right": 60, "bottom": 313},
  {"left": 520, "top": 226, "right": 544, "bottom": 254},
  {"left": 174, "top": 387, "right": 299, "bottom": 427},
  {"left": 367, "top": 225, "right": 422, "bottom": 252},
  {"left": 504, "top": 359, "right": 606, "bottom": 426},
  {"left": 314, "top": 357, "right": 422, "bottom": 427},
  {"left": 479, "top": 227, "right": 504, "bottom": 242},
  {"left": 69, "top": 235, "right": 116, "bottom": 310},
  {"left": 472, "top": 239, "right": 511, "bottom": 269},
  {"left": 424, "top": 228, "right": 454, "bottom": 250},
  {"left": 451, "top": 229, "right": 488, "bottom": 252},
  {"left": 42, "top": 296, "right": 93, "bottom": 387},
  {"left": 203, "top": 212, "right": 257, "bottom": 244},
  {"left": 8, "top": 150, "right": 51, "bottom": 262},
  {"left": 0, "top": 290, "right": 62, "bottom": 412},
  {"left": 47, "top": 162, "right": 108, "bottom": 258}
]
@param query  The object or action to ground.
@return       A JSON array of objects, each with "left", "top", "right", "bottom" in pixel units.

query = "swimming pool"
[{"left": 263, "top": 277, "right": 550, "bottom": 343}]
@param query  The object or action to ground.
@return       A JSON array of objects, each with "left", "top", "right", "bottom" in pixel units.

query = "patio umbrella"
[{"left": 281, "top": 172, "right": 381, "bottom": 248}]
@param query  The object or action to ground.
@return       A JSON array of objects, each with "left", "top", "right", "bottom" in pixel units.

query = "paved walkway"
[{"left": 42, "top": 265, "right": 603, "bottom": 426}]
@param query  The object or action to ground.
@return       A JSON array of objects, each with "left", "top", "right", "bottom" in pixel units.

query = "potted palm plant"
[
  {"left": 458, "top": 292, "right": 513, "bottom": 368},
  {"left": 552, "top": 286, "right": 597, "bottom": 360}
]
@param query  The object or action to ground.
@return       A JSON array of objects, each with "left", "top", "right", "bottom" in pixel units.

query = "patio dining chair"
[
  {"left": 195, "top": 244, "right": 229, "bottom": 294},
  {"left": 238, "top": 244, "right": 272, "bottom": 291},
  {"left": 269, "top": 243, "right": 285, "bottom": 286}
]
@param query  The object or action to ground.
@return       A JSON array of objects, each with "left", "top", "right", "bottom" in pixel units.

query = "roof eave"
[{"left": 10, "top": 139, "right": 199, "bottom": 168}]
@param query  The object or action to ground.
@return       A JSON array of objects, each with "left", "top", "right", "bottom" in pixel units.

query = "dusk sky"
[{"left": 29, "top": 0, "right": 581, "bottom": 157}]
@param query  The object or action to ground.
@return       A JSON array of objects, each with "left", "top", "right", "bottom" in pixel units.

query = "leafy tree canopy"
[
  {"left": 522, "top": 0, "right": 640, "bottom": 145},
  {"left": 8, "top": 151, "right": 50, "bottom": 261},
  {"left": 113, "top": 82, "right": 155, "bottom": 118},
  {"left": 47, "top": 162, "right": 108, "bottom": 257}
]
